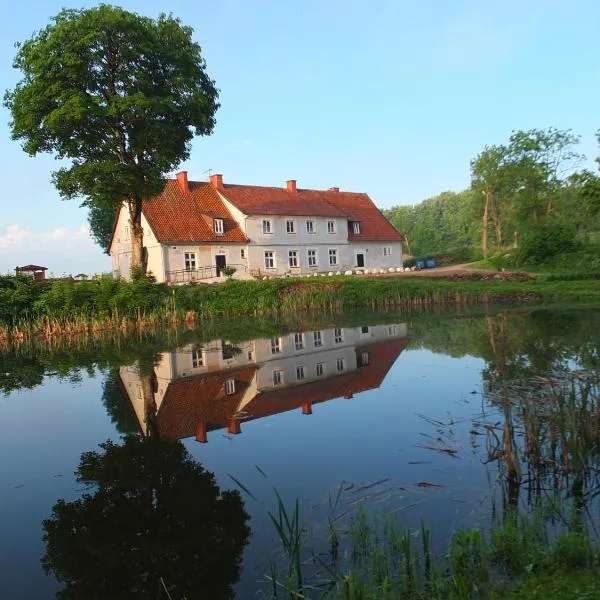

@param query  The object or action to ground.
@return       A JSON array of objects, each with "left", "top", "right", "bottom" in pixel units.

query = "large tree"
[
  {"left": 42, "top": 435, "right": 250, "bottom": 599},
  {"left": 4, "top": 5, "right": 219, "bottom": 274}
]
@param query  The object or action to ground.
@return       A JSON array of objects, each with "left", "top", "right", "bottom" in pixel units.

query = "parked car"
[{"left": 415, "top": 258, "right": 439, "bottom": 270}]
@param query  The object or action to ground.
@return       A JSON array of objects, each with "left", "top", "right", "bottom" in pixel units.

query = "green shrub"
[{"left": 518, "top": 224, "right": 578, "bottom": 265}]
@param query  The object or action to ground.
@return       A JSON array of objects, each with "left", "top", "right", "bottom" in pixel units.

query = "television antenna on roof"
[{"left": 202, "top": 168, "right": 213, "bottom": 176}]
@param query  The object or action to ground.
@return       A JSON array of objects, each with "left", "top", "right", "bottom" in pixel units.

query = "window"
[
  {"left": 334, "top": 328, "right": 343, "bottom": 344},
  {"left": 184, "top": 252, "right": 196, "bottom": 270},
  {"left": 247, "top": 350, "right": 254, "bottom": 361},
  {"left": 286, "top": 220, "right": 296, "bottom": 234},
  {"left": 136, "top": 384, "right": 143, "bottom": 399},
  {"left": 273, "top": 370, "right": 283, "bottom": 386},
  {"left": 288, "top": 250, "right": 299, "bottom": 268},
  {"left": 214, "top": 218, "right": 224, "bottom": 235},
  {"left": 308, "top": 249, "right": 318, "bottom": 267},
  {"left": 313, "top": 331, "right": 323, "bottom": 347},
  {"left": 361, "top": 326, "right": 370, "bottom": 334},
  {"left": 383, "top": 246, "right": 392, "bottom": 256},
  {"left": 336, "top": 357, "right": 345, "bottom": 372},
  {"left": 352, "top": 221, "right": 361, "bottom": 235},
  {"left": 262, "top": 219, "right": 272, "bottom": 234},
  {"left": 222, "top": 341, "right": 235, "bottom": 360},
  {"left": 316, "top": 362, "right": 325, "bottom": 377},
  {"left": 294, "top": 333, "right": 304, "bottom": 351},
  {"left": 191, "top": 345, "right": 204, "bottom": 368},
  {"left": 271, "top": 337, "right": 281, "bottom": 354},
  {"left": 327, "top": 220, "right": 336, "bottom": 234},
  {"left": 360, "top": 352, "right": 370, "bottom": 366},
  {"left": 306, "top": 220, "right": 314, "bottom": 234},
  {"left": 264, "top": 251, "right": 275, "bottom": 269},
  {"left": 388, "top": 326, "right": 397, "bottom": 336},
  {"left": 124, "top": 225, "right": 130, "bottom": 240},
  {"left": 329, "top": 249, "right": 338, "bottom": 266},
  {"left": 296, "top": 366, "right": 305, "bottom": 380},
  {"left": 225, "top": 378, "right": 236, "bottom": 395},
  {"left": 240, "top": 248, "right": 246, "bottom": 259}
]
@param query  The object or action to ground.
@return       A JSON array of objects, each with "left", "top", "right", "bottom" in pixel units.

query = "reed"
[{"left": 3, "top": 275, "right": 600, "bottom": 343}]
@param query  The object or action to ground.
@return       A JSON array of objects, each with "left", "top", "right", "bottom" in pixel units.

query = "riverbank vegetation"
[
  {"left": 3, "top": 273, "right": 600, "bottom": 343},
  {"left": 384, "top": 127, "right": 600, "bottom": 272},
  {"left": 249, "top": 363, "right": 600, "bottom": 599}
]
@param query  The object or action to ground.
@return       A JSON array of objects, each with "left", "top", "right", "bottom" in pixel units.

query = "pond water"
[{"left": 1, "top": 306, "right": 599, "bottom": 599}]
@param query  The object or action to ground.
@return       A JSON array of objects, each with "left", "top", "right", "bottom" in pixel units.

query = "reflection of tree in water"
[
  {"left": 474, "top": 310, "right": 600, "bottom": 522},
  {"left": 101, "top": 368, "right": 140, "bottom": 434},
  {"left": 42, "top": 435, "right": 250, "bottom": 599}
]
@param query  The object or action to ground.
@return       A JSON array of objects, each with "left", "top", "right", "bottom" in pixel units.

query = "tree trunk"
[
  {"left": 489, "top": 194, "right": 503, "bottom": 248},
  {"left": 482, "top": 190, "right": 490, "bottom": 257},
  {"left": 512, "top": 230, "right": 519, "bottom": 248},
  {"left": 127, "top": 195, "right": 146, "bottom": 275}
]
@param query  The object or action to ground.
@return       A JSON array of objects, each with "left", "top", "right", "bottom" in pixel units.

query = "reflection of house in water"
[{"left": 120, "top": 324, "right": 407, "bottom": 443}]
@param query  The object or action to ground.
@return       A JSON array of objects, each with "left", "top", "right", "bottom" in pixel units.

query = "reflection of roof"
[
  {"left": 142, "top": 180, "right": 248, "bottom": 244},
  {"left": 155, "top": 338, "right": 406, "bottom": 441},
  {"left": 156, "top": 366, "right": 257, "bottom": 439},
  {"left": 16, "top": 264, "right": 47, "bottom": 271}
]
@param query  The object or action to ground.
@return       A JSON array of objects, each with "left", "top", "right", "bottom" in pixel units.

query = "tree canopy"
[
  {"left": 42, "top": 435, "right": 250, "bottom": 599},
  {"left": 4, "top": 5, "right": 219, "bottom": 272}
]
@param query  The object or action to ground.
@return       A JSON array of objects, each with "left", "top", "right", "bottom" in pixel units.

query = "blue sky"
[{"left": 1, "top": 0, "right": 599, "bottom": 274}]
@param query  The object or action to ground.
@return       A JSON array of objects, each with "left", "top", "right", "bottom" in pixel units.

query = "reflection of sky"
[
  {"left": 183, "top": 348, "right": 497, "bottom": 593},
  {"left": 0, "top": 347, "right": 501, "bottom": 599},
  {"left": 0, "top": 375, "right": 119, "bottom": 599}
]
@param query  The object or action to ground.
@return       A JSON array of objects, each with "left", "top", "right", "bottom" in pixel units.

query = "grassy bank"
[{"left": 2, "top": 274, "right": 600, "bottom": 342}]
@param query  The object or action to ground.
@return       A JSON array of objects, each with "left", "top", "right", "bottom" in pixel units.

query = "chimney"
[
  {"left": 286, "top": 179, "right": 297, "bottom": 193},
  {"left": 210, "top": 173, "right": 224, "bottom": 191},
  {"left": 176, "top": 171, "right": 189, "bottom": 193},
  {"left": 329, "top": 187, "right": 340, "bottom": 193}
]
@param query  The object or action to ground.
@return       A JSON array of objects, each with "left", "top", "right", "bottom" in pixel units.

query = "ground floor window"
[
  {"left": 316, "top": 362, "right": 325, "bottom": 376},
  {"left": 271, "top": 337, "right": 281, "bottom": 354},
  {"left": 296, "top": 366, "right": 305, "bottom": 380},
  {"left": 294, "top": 333, "right": 304, "bottom": 350},
  {"left": 328, "top": 249, "right": 338, "bottom": 266},
  {"left": 264, "top": 251, "right": 274, "bottom": 269},
  {"left": 184, "top": 252, "right": 196, "bottom": 270},
  {"left": 336, "top": 357, "right": 345, "bottom": 372},
  {"left": 191, "top": 345, "right": 203, "bottom": 368},
  {"left": 383, "top": 246, "right": 392, "bottom": 256},
  {"left": 334, "top": 328, "right": 343, "bottom": 344},
  {"left": 313, "top": 331, "right": 323, "bottom": 347},
  {"left": 288, "top": 250, "right": 299, "bottom": 268},
  {"left": 308, "top": 249, "right": 317, "bottom": 267},
  {"left": 273, "top": 370, "right": 283, "bottom": 386},
  {"left": 241, "top": 248, "right": 246, "bottom": 259}
]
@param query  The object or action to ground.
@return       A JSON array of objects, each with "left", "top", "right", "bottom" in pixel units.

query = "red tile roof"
[
  {"left": 220, "top": 183, "right": 403, "bottom": 242},
  {"left": 325, "top": 192, "right": 404, "bottom": 242},
  {"left": 156, "top": 366, "right": 257, "bottom": 440},
  {"left": 153, "top": 338, "right": 406, "bottom": 441},
  {"left": 142, "top": 180, "right": 248, "bottom": 244}
]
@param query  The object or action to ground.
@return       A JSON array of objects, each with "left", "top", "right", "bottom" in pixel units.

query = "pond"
[{"left": 1, "top": 305, "right": 599, "bottom": 599}]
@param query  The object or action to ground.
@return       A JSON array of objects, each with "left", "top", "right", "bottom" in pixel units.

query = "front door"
[
  {"left": 356, "top": 253, "right": 365, "bottom": 268},
  {"left": 215, "top": 254, "right": 227, "bottom": 276}
]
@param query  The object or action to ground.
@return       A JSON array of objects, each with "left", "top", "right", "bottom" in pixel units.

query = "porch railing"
[{"left": 166, "top": 264, "right": 246, "bottom": 284}]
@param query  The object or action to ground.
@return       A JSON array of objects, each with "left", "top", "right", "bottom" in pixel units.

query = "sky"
[{"left": 1, "top": 0, "right": 599, "bottom": 275}]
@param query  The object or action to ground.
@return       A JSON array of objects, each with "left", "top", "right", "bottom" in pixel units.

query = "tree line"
[{"left": 384, "top": 128, "right": 600, "bottom": 267}]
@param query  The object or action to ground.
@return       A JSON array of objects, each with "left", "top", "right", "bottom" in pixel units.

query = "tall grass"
[{"left": 5, "top": 274, "right": 600, "bottom": 343}]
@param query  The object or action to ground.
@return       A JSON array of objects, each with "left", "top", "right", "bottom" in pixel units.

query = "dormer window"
[
  {"left": 214, "top": 218, "right": 224, "bottom": 235},
  {"left": 352, "top": 221, "right": 361, "bottom": 235}
]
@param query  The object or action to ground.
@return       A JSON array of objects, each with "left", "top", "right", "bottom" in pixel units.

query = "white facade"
[
  {"left": 121, "top": 322, "right": 407, "bottom": 439},
  {"left": 109, "top": 185, "right": 403, "bottom": 283}
]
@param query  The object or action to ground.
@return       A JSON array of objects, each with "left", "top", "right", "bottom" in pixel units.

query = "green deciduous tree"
[
  {"left": 42, "top": 435, "right": 250, "bottom": 599},
  {"left": 4, "top": 5, "right": 219, "bottom": 273},
  {"left": 87, "top": 201, "right": 119, "bottom": 254}
]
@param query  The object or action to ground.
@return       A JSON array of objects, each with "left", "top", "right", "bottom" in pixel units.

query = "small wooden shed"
[{"left": 15, "top": 264, "right": 48, "bottom": 281}]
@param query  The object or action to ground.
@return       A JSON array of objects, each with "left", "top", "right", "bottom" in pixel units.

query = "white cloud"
[{"left": 0, "top": 223, "right": 108, "bottom": 276}]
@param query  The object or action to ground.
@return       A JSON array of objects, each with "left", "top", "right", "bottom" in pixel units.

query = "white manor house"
[{"left": 109, "top": 173, "right": 403, "bottom": 283}]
